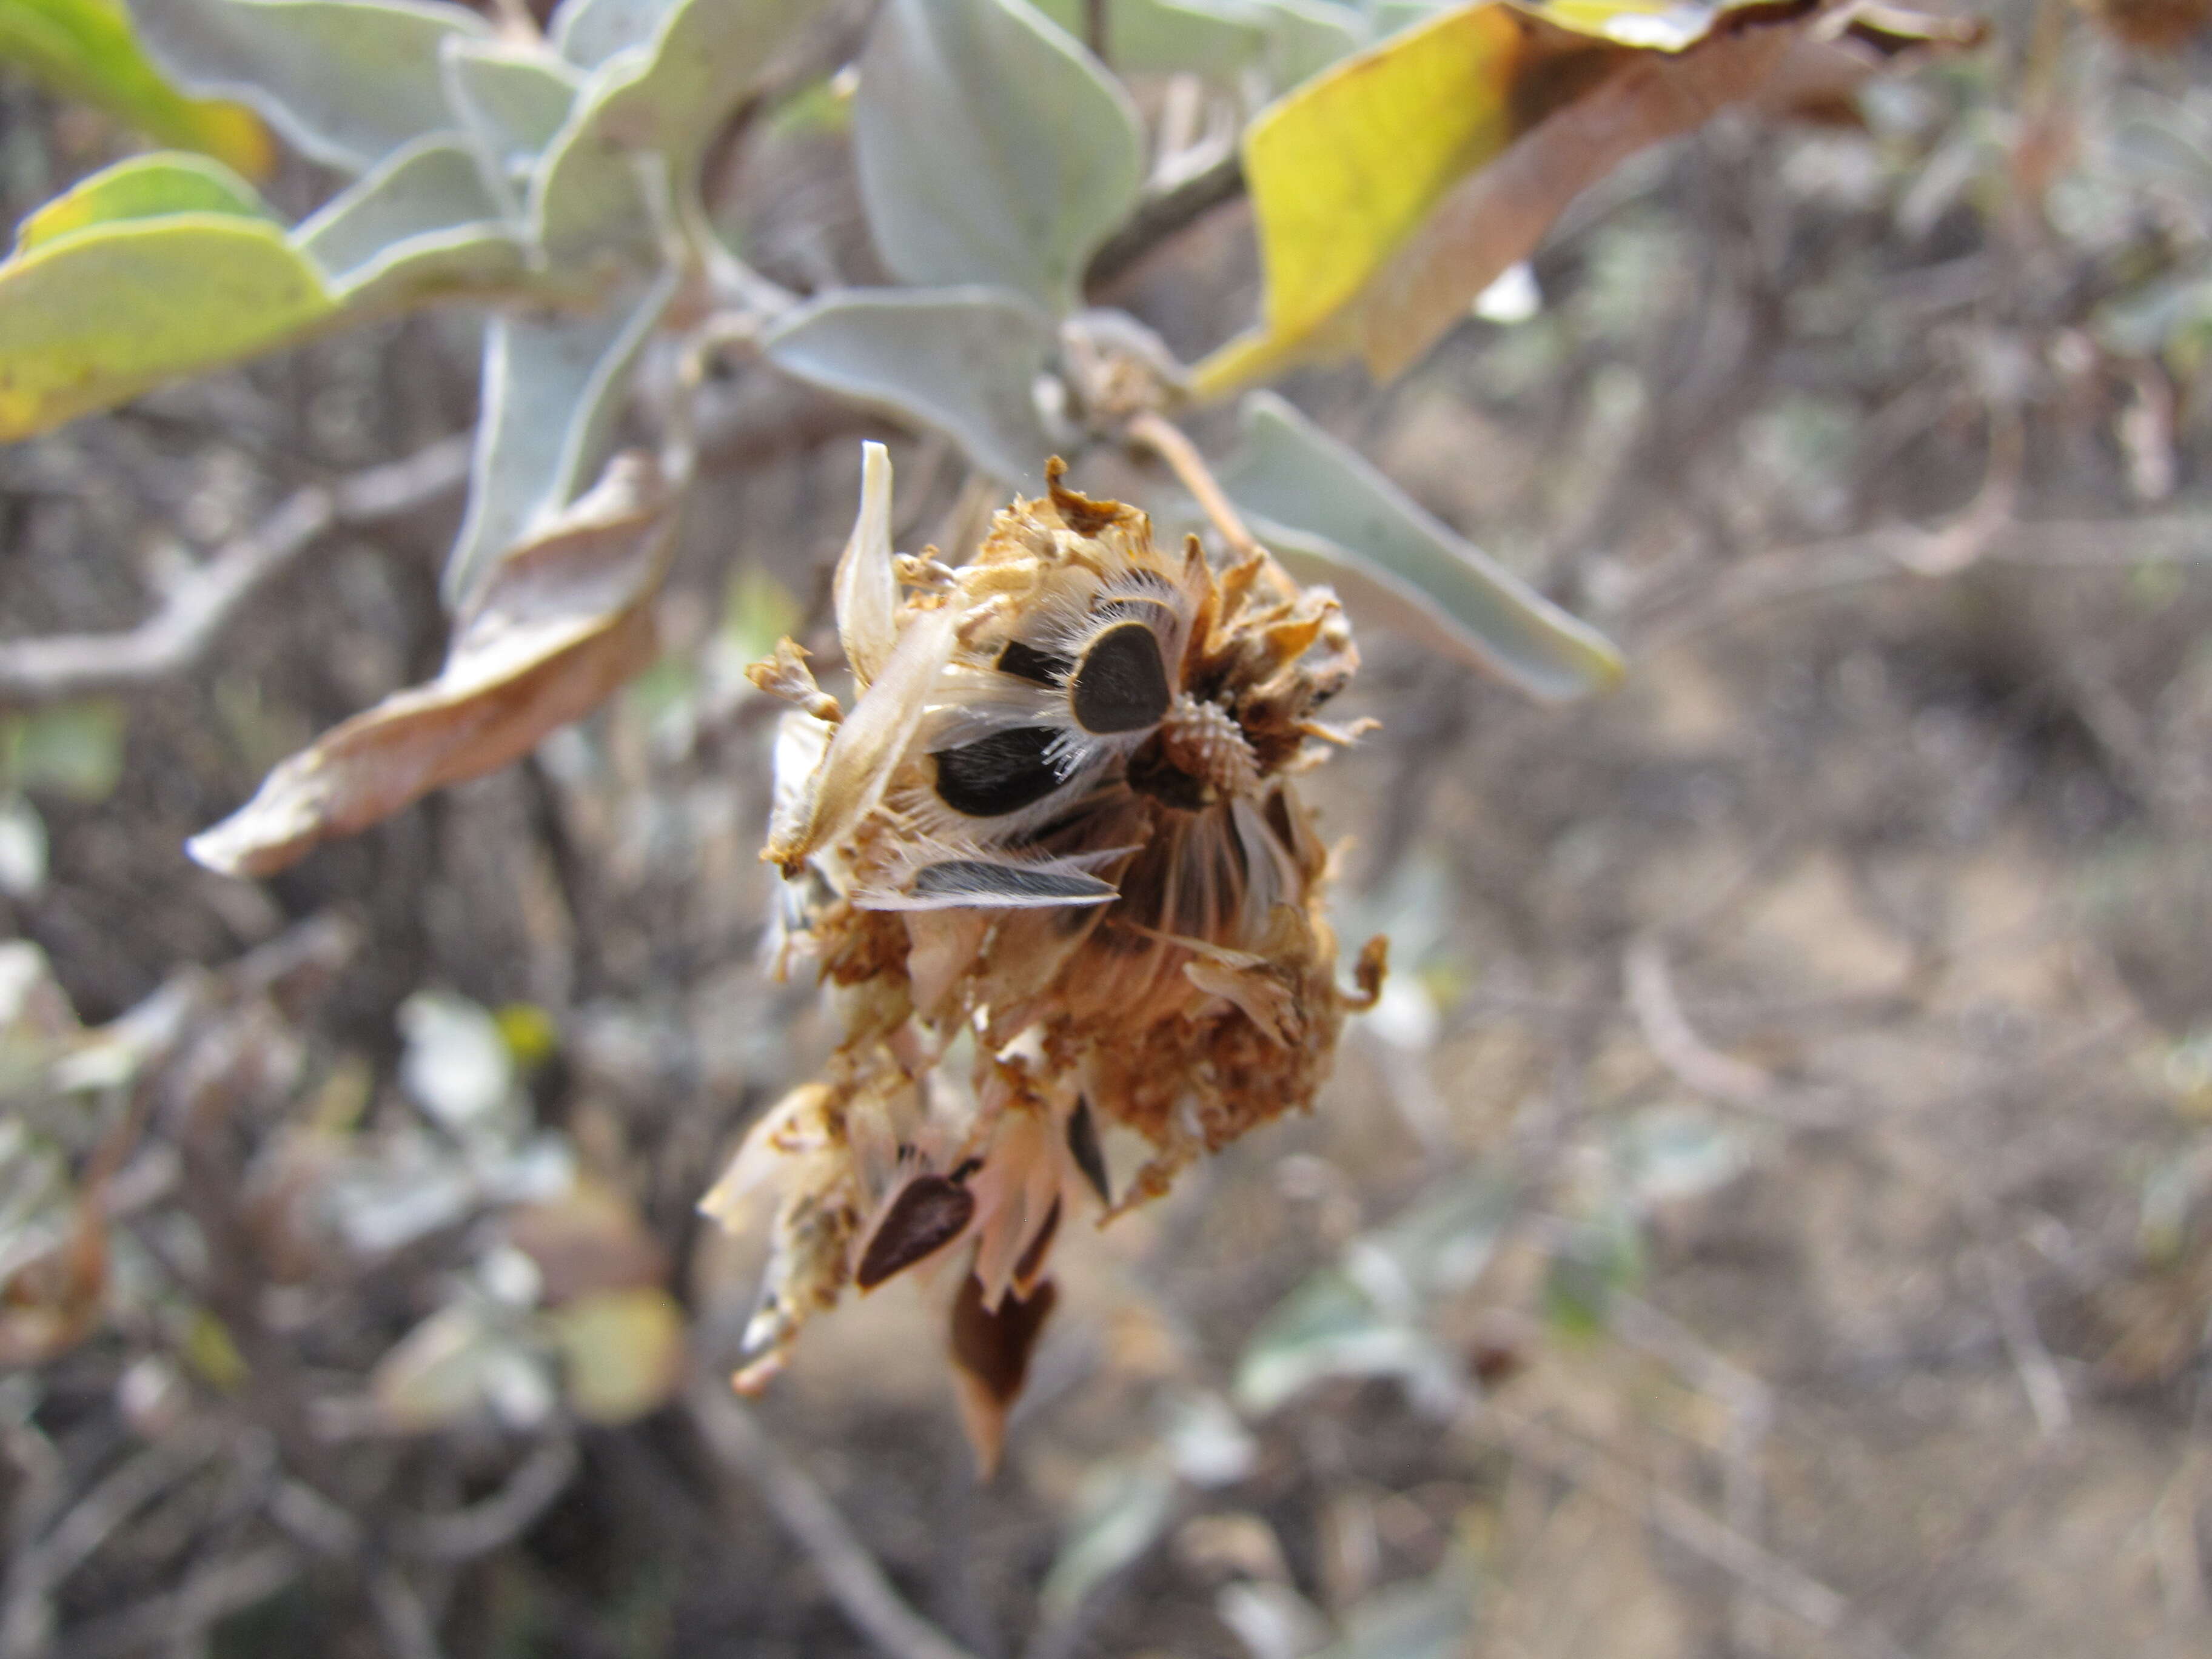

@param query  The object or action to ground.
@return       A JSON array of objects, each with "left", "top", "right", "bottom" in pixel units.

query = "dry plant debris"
[{"left": 706, "top": 447, "right": 1386, "bottom": 1467}]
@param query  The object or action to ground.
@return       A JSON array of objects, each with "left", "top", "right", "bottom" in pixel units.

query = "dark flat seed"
[
  {"left": 996, "top": 639, "right": 1073, "bottom": 685},
  {"left": 856, "top": 1175, "right": 975, "bottom": 1290},
  {"left": 933, "top": 726, "right": 1063, "bottom": 817},
  {"left": 1066, "top": 1097, "right": 1110, "bottom": 1205},
  {"left": 951, "top": 1272, "right": 1057, "bottom": 1407},
  {"left": 1071, "top": 621, "right": 1171, "bottom": 734},
  {"left": 1011, "top": 1196, "right": 1062, "bottom": 1295}
]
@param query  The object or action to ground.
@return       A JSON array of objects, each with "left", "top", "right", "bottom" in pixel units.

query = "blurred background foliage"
[{"left": 1, "top": 1, "right": 2211, "bottom": 1658}]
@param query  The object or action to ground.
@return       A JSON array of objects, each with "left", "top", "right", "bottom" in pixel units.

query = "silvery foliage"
[{"left": 127, "top": 0, "right": 1607, "bottom": 693}]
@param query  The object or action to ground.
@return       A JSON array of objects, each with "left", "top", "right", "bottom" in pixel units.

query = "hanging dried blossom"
[{"left": 705, "top": 443, "right": 1384, "bottom": 1467}]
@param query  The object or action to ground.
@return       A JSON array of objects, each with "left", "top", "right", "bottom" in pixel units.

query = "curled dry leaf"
[
  {"left": 189, "top": 451, "right": 674, "bottom": 879},
  {"left": 834, "top": 440, "right": 897, "bottom": 688},
  {"left": 0, "top": 1184, "right": 109, "bottom": 1368}
]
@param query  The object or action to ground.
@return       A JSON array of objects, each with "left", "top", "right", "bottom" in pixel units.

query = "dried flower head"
[{"left": 706, "top": 444, "right": 1384, "bottom": 1467}]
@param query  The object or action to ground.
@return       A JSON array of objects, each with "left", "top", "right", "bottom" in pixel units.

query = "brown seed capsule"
[{"left": 705, "top": 445, "right": 1381, "bottom": 1466}]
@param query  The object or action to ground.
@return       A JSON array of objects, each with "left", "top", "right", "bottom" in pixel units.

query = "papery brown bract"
[{"left": 706, "top": 446, "right": 1382, "bottom": 1464}]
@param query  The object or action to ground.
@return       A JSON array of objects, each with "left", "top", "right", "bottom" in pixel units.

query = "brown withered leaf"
[
  {"left": 855, "top": 1173, "right": 976, "bottom": 1290},
  {"left": 189, "top": 452, "right": 675, "bottom": 879},
  {"left": 0, "top": 1186, "right": 108, "bottom": 1368},
  {"left": 2082, "top": 0, "right": 2208, "bottom": 49},
  {"left": 950, "top": 1271, "right": 1057, "bottom": 1476},
  {"left": 1751, "top": 7, "right": 1992, "bottom": 127},
  {"left": 1346, "top": 17, "right": 1803, "bottom": 380}
]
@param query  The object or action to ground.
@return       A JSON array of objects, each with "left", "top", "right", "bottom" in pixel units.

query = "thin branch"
[
  {"left": 1979, "top": 1247, "right": 2071, "bottom": 1440},
  {"left": 486, "top": 0, "right": 539, "bottom": 43},
  {"left": 685, "top": 1378, "right": 985, "bottom": 1659},
  {"left": 369, "top": 1566, "right": 447, "bottom": 1659},
  {"left": 267, "top": 1478, "right": 363, "bottom": 1558},
  {"left": 1, "top": 1420, "right": 229, "bottom": 1658},
  {"left": 1634, "top": 509, "right": 2212, "bottom": 650},
  {"left": 1125, "top": 411, "right": 1263, "bottom": 561},
  {"left": 1084, "top": 151, "right": 1245, "bottom": 297},
  {"left": 0, "top": 435, "right": 471, "bottom": 706},
  {"left": 67, "top": 1544, "right": 297, "bottom": 1659},
  {"left": 1464, "top": 1403, "right": 1910, "bottom": 1659},
  {"left": 1623, "top": 936, "right": 1776, "bottom": 1109},
  {"left": 2150, "top": 1443, "right": 2209, "bottom": 1623},
  {"left": 1606, "top": 1295, "right": 1777, "bottom": 1650},
  {"left": 389, "top": 1437, "right": 578, "bottom": 1561},
  {"left": 1622, "top": 936, "right": 1843, "bottom": 1129}
]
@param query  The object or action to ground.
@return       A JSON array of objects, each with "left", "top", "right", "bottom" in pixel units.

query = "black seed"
[
  {"left": 996, "top": 639, "right": 1073, "bottom": 685},
  {"left": 1070, "top": 622, "right": 1171, "bottom": 734},
  {"left": 951, "top": 1272, "right": 1056, "bottom": 1409},
  {"left": 933, "top": 727, "right": 1062, "bottom": 817},
  {"left": 1012, "top": 1196, "right": 1061, "bottom": 1294},
  {"left": 856, "top": 1175, "right": 975, "bottom": 1290},
  {"left": 1066, "top": 1097, "right": 1110, "bottom": 1205}
]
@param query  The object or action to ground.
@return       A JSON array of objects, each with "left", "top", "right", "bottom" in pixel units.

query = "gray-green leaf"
[
  {"left": 763, "top": 286, "right": 1056, "bottom": 490},
  {"left": 548, "top": 0, "right": 674, "bottom": 70},
  {"left": 127, "top": 0, "right": 488, "bottom": 174},
  {"left": 439, "top": 37, "right": 581, "bottom": 212},
  {"left": 1216, "top": 392, "right": 1624, "bottom": 701},
  {"left": 853, "top": 0, "right": 1144, "bottom": 313},
  {"left": 1318, "top": 1567, "right": 1473, "bottom": 1659},
  {"left": 1026, "top": 0, "right": 1362, "bottom": 90},
  {"left": 529, "top": 0, "right": 826, "bottom": 264},
  {"left": 1348, "top": 1168, "right": 1514, "bottom": 1310},
  {"left": 1218, "top": 1580, "right": 1332, "bottom": 1659},
  {"left": 398, "top": 987, "right": 515, "bottom": 1133},
  {"left": 1233, "top": 1267, "right": 1459, "bottom": 1415},
  {"left": 293, "top": 133, "right": 526, "bottom": 304},
  {"left": 1253, "top": 0, "right": 1364, "bottom": 87},
  {"left": 1029, "top": 0, "right": 1265, "bottom": 76},
  {"left": 0, "top": 796, "right": 47, "bottom": 900},
  {"left": 1039, "top": 1460, "right": 1180, "bottom": 1621},
  {"left": 444, "top": 269, "right": 679, "bottom": 608}
]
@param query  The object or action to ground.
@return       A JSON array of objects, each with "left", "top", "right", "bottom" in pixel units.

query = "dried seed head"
[{"left": 709, "top": 451, "right": 1381, "bottom": 1465}]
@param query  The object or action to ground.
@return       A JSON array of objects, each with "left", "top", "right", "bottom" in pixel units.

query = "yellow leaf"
[
  {"left": 0, "top": 0, "right": 274, "bottom": 178},
  {"left": 184, "top": 1308, "right": 248, "bottom": 1391},
  {"left": 0, "top": 213, "right": 334, "bottom": 440},
  {"left": 545, "top": 1287, "right": 686, "bottom": 1426},
  {"left": 494, "top": 1001, "right": 560, "bottom": 1071},
  {"left": 12, "top": 151, "right": 276, "bottom": 253},
  {"left": 1192, "top": 0, "right": 1972, "bottom": 395},
  {"left": 1207, "top": 1, "right": 1525, "bottom": 392}
]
